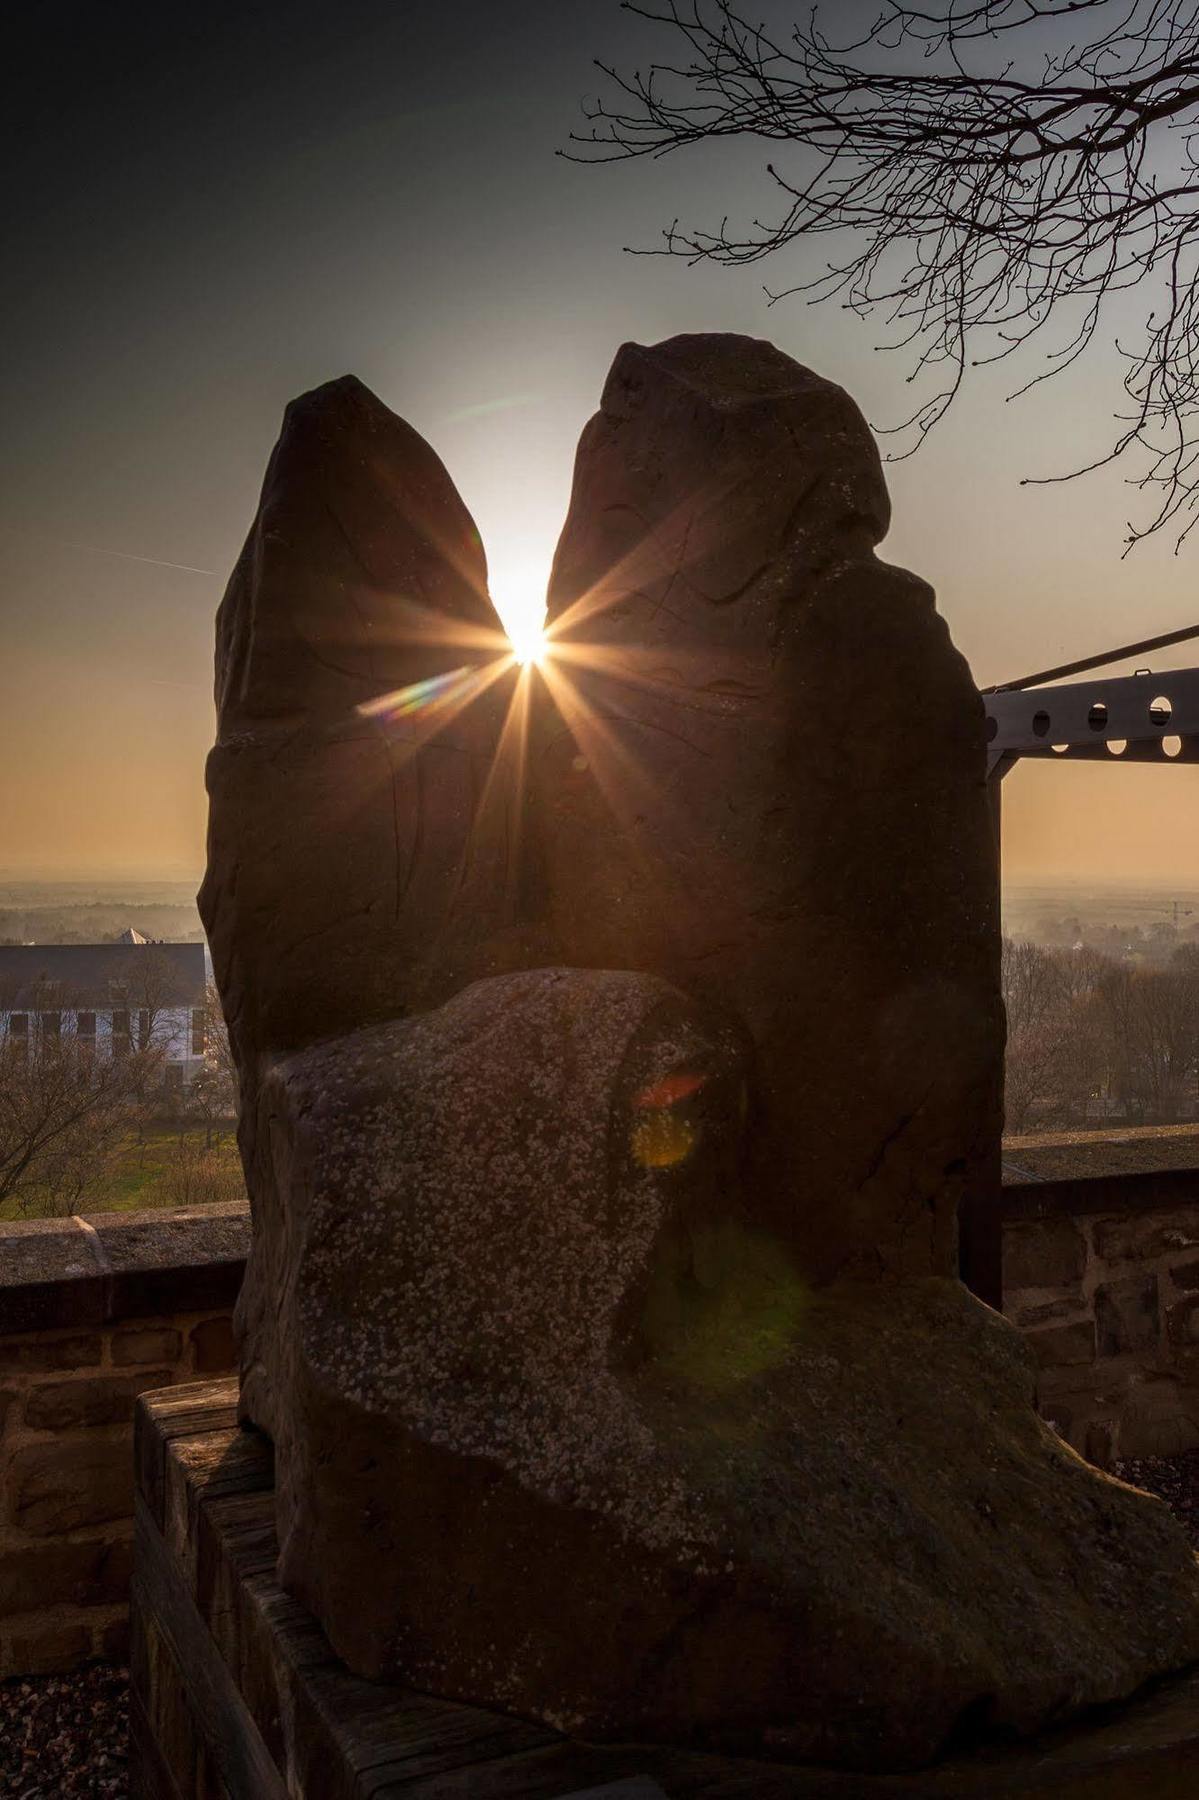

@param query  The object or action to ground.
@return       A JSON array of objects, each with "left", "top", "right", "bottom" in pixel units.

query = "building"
[{"left": 0, "top": 938, "right": 208, "bottom": 1091}]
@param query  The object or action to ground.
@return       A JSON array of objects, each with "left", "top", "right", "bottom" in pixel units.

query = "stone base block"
[{"left": 130, "top": 1379, "right": 1199, "bottom": 1799}]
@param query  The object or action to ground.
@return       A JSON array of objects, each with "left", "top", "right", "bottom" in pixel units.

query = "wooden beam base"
[{"left": 131, "top": 1378, "right": 1199, "bottom": 1799}]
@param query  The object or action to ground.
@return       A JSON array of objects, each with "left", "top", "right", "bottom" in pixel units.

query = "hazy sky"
[{"left": 4, "top": 0, "right": 1199, "bottom": 884}]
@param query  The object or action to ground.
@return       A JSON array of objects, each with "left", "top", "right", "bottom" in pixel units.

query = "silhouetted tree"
[
  {"left": 182, "top": 979, "right": 239, "bottom": 1148},
  {"left": 578, "top": 1, "right": 1199, "bottom": 545},
  {"left": 0, "top": 1025, "right": 161, "bottom": 1216}
]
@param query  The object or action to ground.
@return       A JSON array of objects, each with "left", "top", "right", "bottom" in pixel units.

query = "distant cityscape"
[
  {"left": 3, "top": 875, "right": 1198, "bottom": 952},
  {"left": 1003, "top": 883, "right": 1199, "bottom": 962},
  {"left": 0, "top": 879, "right": 204, "bottom": 947}
]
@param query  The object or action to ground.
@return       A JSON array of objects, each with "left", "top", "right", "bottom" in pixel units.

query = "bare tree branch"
[{"left": 572, "top": 0, "right": 1199, "bottom": 549}]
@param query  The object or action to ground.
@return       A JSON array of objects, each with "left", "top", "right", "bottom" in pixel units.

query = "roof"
[{"left": 0, "top": 942, "right": 206, "bottom": 1011}]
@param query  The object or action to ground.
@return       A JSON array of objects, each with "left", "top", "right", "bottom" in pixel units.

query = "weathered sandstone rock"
[
  {"left": 198, "top": 374, "right": 519, "bottom": 1097},
  {"left": 246, "top": 966, "right": 1199, "bottom": 1769},
  {"left": 202, "top": 346, "right": 1199, "bottom": 1772},
  {"left": 532, "top": 334, "right": 1000, "bottom": 1284}
]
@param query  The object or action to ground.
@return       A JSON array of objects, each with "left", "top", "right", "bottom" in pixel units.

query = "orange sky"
[{"left": 4, "top": 2, "right": 1198, "bottom": 886}]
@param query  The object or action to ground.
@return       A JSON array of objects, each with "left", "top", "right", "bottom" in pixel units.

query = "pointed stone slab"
[
  {"left": 533, "top": 334, "right": 1001, "bottom": 1285},
  {"left": 198, "top": 374, "right": 518, "bottom": 1088}
]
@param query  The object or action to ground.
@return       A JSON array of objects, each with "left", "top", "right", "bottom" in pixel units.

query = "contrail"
[
  {"left": 440, "top": 394, "right": 540, "bottom": 426},
  {"left": 59, "top": 539, "right": 215, "bottom": 576}
]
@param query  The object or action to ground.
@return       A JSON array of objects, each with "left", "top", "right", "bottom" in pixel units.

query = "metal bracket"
[{"left": 984, "top": 668, "right": 1199, "bottom": 778}]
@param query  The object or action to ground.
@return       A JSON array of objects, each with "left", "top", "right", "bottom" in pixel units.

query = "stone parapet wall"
[
  {"left": 0, "top": 1202, "right": 248, "bottom": 1679},
  {"left": 1002, "top": 1137, "right": 1199, "bottom": 1466},
  {"left": 4, "top": 1157, "right": 1199, "bottom": 1682}
]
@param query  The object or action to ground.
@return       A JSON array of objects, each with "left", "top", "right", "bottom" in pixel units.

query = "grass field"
[{"left": 1, "top": 1122, "right": 244, "bottom": 1221}]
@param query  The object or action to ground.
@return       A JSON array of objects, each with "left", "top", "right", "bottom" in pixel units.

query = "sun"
[
  {"left": 487, "top": 552, "right": 551, "bottom": 670},
  {"left": 508, "top": 617, "right": 549, "bottom": 668}
]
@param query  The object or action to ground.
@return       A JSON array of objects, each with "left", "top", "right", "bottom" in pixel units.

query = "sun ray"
[
  {"left": 534, "top": 654, "right": 713, "bottom": 939},
  {"left": 463, "top": 659, "right": 537, "bottom": 909},
  {"left": 543, "top": 471, "right": 739, "bottom": 645}
]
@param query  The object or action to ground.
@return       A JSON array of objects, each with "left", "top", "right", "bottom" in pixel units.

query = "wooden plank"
[
  {"left": 368, "top": 1742, "right": 652, "bottom": 1800},
  {"left": 130, "top": 1684, "right": 193, "bottom": 1800},
  {"left": 134, "top": 1493, "right": 291, "bottom": 1800},
  {"left": 164, "top": 1426, "right": 273, "bottom": 1586},
  {"left": 556, "top": 1784, "right": 669, "bottom": 1800},
  {"left": 136, "top": 1378, "right": 241, "bottom": 1530},
  {"left": 372, "top": 1739, "right": 821, "bottom": 1800},
  {"left": 195, "top": 1489, "right": 276, "bottom": 1676}
]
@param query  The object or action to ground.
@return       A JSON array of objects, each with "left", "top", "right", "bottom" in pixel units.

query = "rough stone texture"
[
  {"left": 0, "top": 1276, "right": 240, "bottom": 1680},
  {"left": 1025, "top": 1322, "right": 1094, "bottom": 1368},
  {"left": 245, "top": 994, "right": 1199, "bottom": 1768},
  {"left": 22, "top": 1371, "right": 173, "bottom": 1432},
  {"left": 207, "top": 345, "right": 1199, "bottom": 1770},
  {"left": 1093, "top": 1207, "right": 1199, "bottom": 1263},
  {"left": 8, "top": 1622, "right": 93, "bottom": 1677},
  {"left": 0, "top": 1538, "right": 131, "bottom": 1619},
  {"left": 11, "top": 1439, "right": 132, "bottom": 1536},
  {"left": 1003, "top": 1162, "right": 1199, "bottom": 1468},
  {"left": 197, "top": 374, "right": 527, "bottom": 1107},
  {"left": 0, "top": 1334, "right": 103, "bottom": 1376},
  {"left": 1003, "top": 1218, "right": 1086, "bottom": 1291},
  {"left": 132, "top": 1379, "right": 1199, "bottom": 1800},
  {"left": 1096, "top": 1275, "right": 1161, "bottom": 1358},
  {"left": 236, "top": 972, "right": 1199, "bottom": 1773},
  {"left": 1118, "top": 1372, "right": 1199, "bottom": 1459},
  {"left": 111, "top": 1326, "right": 181, "bottom": 1367},
  {"left": 530, "top": 335, "right": 1001, "bottom": 1284},
  {"left": 1168, "top": 1294, "right": 1199, "bottom": 1348}
]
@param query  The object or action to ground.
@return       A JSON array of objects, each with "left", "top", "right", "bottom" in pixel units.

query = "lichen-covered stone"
[{"left": 246, "top": 970, "right": 1199, "bottom": 1770}]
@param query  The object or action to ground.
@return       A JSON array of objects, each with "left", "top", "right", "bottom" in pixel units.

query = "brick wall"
[
  {"left": 4, "top": 1150, "right": 1199, "bottom": 1682},
  {"left": 1002, "top": 1135, "right": 1199, "bottom": 1467},
  {"left": 0, "top": 1203, "right": 247, "bottom": 1679}
]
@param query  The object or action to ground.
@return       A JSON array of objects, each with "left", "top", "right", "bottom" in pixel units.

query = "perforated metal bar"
[{"left": 984, "top": 669, "right": 1199, "bottom": 777}]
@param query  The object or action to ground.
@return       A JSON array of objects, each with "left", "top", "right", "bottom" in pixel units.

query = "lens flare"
[
  {"left": 631, "top": 1111, "right": 697, "bottom": 1169},
  {"left": 634, "top": 1069, "right": 707, "bottom": 1110},
  {"left": 356, "top": 664, "right": 496, "bottom": 723}
]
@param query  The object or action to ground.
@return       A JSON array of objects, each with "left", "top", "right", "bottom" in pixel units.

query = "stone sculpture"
[{"left": 201, "top": 337, "right": 1199, "bottom": 1773}]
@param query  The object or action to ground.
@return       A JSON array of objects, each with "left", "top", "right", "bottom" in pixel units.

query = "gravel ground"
[
  {"left": 0, "top": 1662, "right": 128, "bottom": 1798},
  {"left": 1114, "top": 1446, "right": 1199, "bottom": 1549},
  {"left": 0, "top": 1454, "right": 1197, "bottom": 1793}
]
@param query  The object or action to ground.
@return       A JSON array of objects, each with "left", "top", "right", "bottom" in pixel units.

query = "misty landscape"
[{"left": 0, "top": 879, "right": 203, "bottom": 948}]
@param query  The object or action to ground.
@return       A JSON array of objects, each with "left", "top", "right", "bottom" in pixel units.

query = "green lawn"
[{"left": 1, "top": 1123, "right": 245, "bottom": 1221}]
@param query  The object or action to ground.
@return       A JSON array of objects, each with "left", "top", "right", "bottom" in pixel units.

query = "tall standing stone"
[
  {"left": 199, "top": 374, "right": 521, "bottom": 1089},
  {"left": 533, "top": 334, "right": 1001, "bottom": 1283},
  {"left": 200, "top": 348, "right": 1199, "bottom": 1773}
]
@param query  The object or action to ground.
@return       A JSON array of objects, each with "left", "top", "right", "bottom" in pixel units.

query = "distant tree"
[
  {"left": 579, "top": 1, "right": 1199, "bottom": 546},
  {"left": 161, "top": 1133, "right": 245, "bottom": 1210},
  {"left": 0, "top": 1028, "right": 162, "bottom": 1217},
  {"left": 182, "top": 980, "right": 239, "bottom": 1148},
  {"left": 1002, "top": 936, "right": 1075, "bottom": 1130},
  {"left": 1003, "top": 1016, "right": 1068, "bottom": 1133},
  {"left": 1002, "top": 936, "right": 1067, "bottom": 1038}
]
